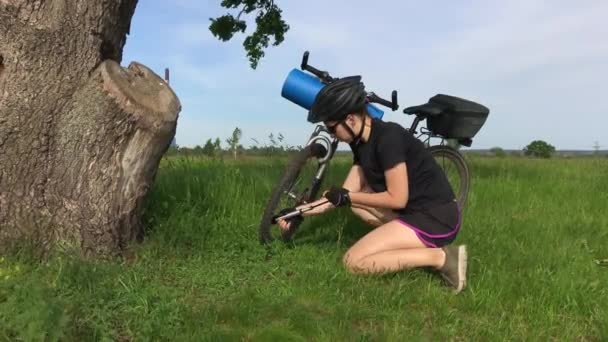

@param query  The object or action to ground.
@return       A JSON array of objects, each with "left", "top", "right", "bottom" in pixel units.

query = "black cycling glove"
[{"left": 324, "top": 186, "right": 351, "bottom": 207}]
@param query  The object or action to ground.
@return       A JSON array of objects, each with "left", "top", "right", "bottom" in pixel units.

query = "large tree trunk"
[{"left": 0, "top": 1, "right": 180, "bottom": 256}]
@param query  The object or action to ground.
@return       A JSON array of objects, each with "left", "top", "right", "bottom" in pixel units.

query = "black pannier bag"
[{"left": 426, "top": 94, "right": 490, "bottom": 143}]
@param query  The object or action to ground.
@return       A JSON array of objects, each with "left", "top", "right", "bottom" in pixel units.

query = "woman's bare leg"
[
  {"left": 350, "top": 183, "right": 398, "bottom": 227},
  {"left": 351, "top": 204, "right": 397, "bottom": 227},
  {"left": 343, "top": 220, "right": 446, "bottom": 274}
]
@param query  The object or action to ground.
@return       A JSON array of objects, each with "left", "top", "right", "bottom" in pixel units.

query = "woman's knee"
[{"left": 342, "top": 248, "right": 367, "bottom": 274}]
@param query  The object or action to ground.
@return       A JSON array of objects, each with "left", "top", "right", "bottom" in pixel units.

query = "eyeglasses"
[{"left": 325, "top": 121, "right": 341, "bottom": 134}]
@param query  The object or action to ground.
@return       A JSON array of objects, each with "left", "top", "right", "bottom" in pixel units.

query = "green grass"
[{"left": 1, "top": 155, "right": 607, "bottom": 341}]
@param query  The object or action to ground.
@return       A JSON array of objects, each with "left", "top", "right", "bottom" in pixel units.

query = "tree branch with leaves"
[{"left": 209, "top": 0, "right": 290, "bottom": 69}]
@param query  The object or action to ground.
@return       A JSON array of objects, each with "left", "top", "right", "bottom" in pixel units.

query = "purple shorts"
[{"left": 396, "top": 200, "right": 461, "bottom": 248}]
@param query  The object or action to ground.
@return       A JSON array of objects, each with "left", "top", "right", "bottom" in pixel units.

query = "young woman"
[{"left": 277, "top": 76, "right": 467, "bottom": 293}]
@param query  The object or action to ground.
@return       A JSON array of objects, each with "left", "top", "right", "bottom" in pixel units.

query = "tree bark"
[{"left": 0, "top": 0, "right": 181, "bottom": 256}]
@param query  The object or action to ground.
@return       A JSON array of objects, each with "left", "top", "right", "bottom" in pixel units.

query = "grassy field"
[{"left": 1, "top": 155, "right": 607, "bottom": 341}]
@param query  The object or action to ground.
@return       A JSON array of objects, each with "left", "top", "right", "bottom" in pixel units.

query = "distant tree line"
[
  {"left": 166, "top": 128, "right": 604, "bottom": 160},
  {"left": 165, "top": 127, "right": 303, "bottom": 159}
]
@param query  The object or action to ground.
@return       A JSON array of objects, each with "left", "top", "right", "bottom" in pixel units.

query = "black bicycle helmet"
[{"left": 307, "top": 76, "right": 367, "bottom": 123}]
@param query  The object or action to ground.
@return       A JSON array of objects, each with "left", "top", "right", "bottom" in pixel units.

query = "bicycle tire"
[
  {"left": 259, "top": 144, "right": 326, "bottom": 244},
  {"left": 428, "top": 145, "right": 470, "bottom": 210}
]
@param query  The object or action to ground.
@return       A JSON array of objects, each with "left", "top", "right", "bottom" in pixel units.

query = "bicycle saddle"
[{"left": 402, "top": 103, "right": 443, "bottom": 117}]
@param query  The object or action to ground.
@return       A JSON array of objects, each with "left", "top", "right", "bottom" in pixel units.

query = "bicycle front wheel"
[
  {"left": 428, "top": 145, "right": 471, "bottom": 209},
  {"left": 259, "top": 143, "right": 327, "bottom": 244}
]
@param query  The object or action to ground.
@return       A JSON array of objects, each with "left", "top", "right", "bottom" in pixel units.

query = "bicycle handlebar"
[
  {"left": 300, "top": 51, "right": 399, "bottom": 111},
  {"left": 301, "top": 51, "right": 335, "bottom": 83},
  {"left": 367, "top": 91, "right": 399, "bottom": 111}
]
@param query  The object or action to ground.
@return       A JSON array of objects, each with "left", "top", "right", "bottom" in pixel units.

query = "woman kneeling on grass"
[{"left": 277, "top": 76, "right": 468, "bottom": 294}]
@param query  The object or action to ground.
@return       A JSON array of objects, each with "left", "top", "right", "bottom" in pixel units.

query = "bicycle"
[{"left": 259, "top": 51, "right": 489, "bottom": 245}]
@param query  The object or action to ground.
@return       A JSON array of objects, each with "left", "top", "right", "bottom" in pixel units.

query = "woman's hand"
[
  {"left": 323, "top": 186, "right": 351, "bottom": 207},
  {"left": 276, "top": 209, "right": 302, "bottom": 232}
]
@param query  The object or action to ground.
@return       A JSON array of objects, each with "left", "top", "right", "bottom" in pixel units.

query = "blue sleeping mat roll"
[{"left": 281, "top": 69, "right": 384, "bottom": 119}]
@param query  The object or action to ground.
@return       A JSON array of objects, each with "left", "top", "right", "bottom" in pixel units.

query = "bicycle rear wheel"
[
  {"left": 428, "top": 145, "right": 470, "bottom": 209},
  {"left": 259, "top": 143, "right": 327, "bottom": 244}
]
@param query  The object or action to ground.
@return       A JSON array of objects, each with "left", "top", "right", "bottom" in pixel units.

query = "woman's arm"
[
  {"left": 348, "top": 162, "right": 409, "bottom": 210},
  {"left": 342, "top": 164, "right": 365, "bottom": 192},
  {"left": 296, "top": 165, "right": 365, "bottom": 216},
  {"left": 300, "top": 165, "right": 364, "bottom": 215}
]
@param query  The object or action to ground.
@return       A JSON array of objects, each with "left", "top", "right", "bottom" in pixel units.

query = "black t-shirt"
[{"left": 350, "top": 118, "right": 455, "bottom": 214}]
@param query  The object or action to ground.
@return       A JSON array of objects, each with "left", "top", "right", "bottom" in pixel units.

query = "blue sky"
[{"left": 122, "top": 0, "right": 607, "bottom": 151}]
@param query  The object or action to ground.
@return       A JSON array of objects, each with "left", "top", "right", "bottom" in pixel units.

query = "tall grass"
[{"left": 1, "top": 155, "right": 607, "bottom": 340}]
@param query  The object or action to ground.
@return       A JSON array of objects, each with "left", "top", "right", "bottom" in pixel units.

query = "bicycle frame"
[{"left": 302, "top": 125, "right": 338, "bottom": 201}]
